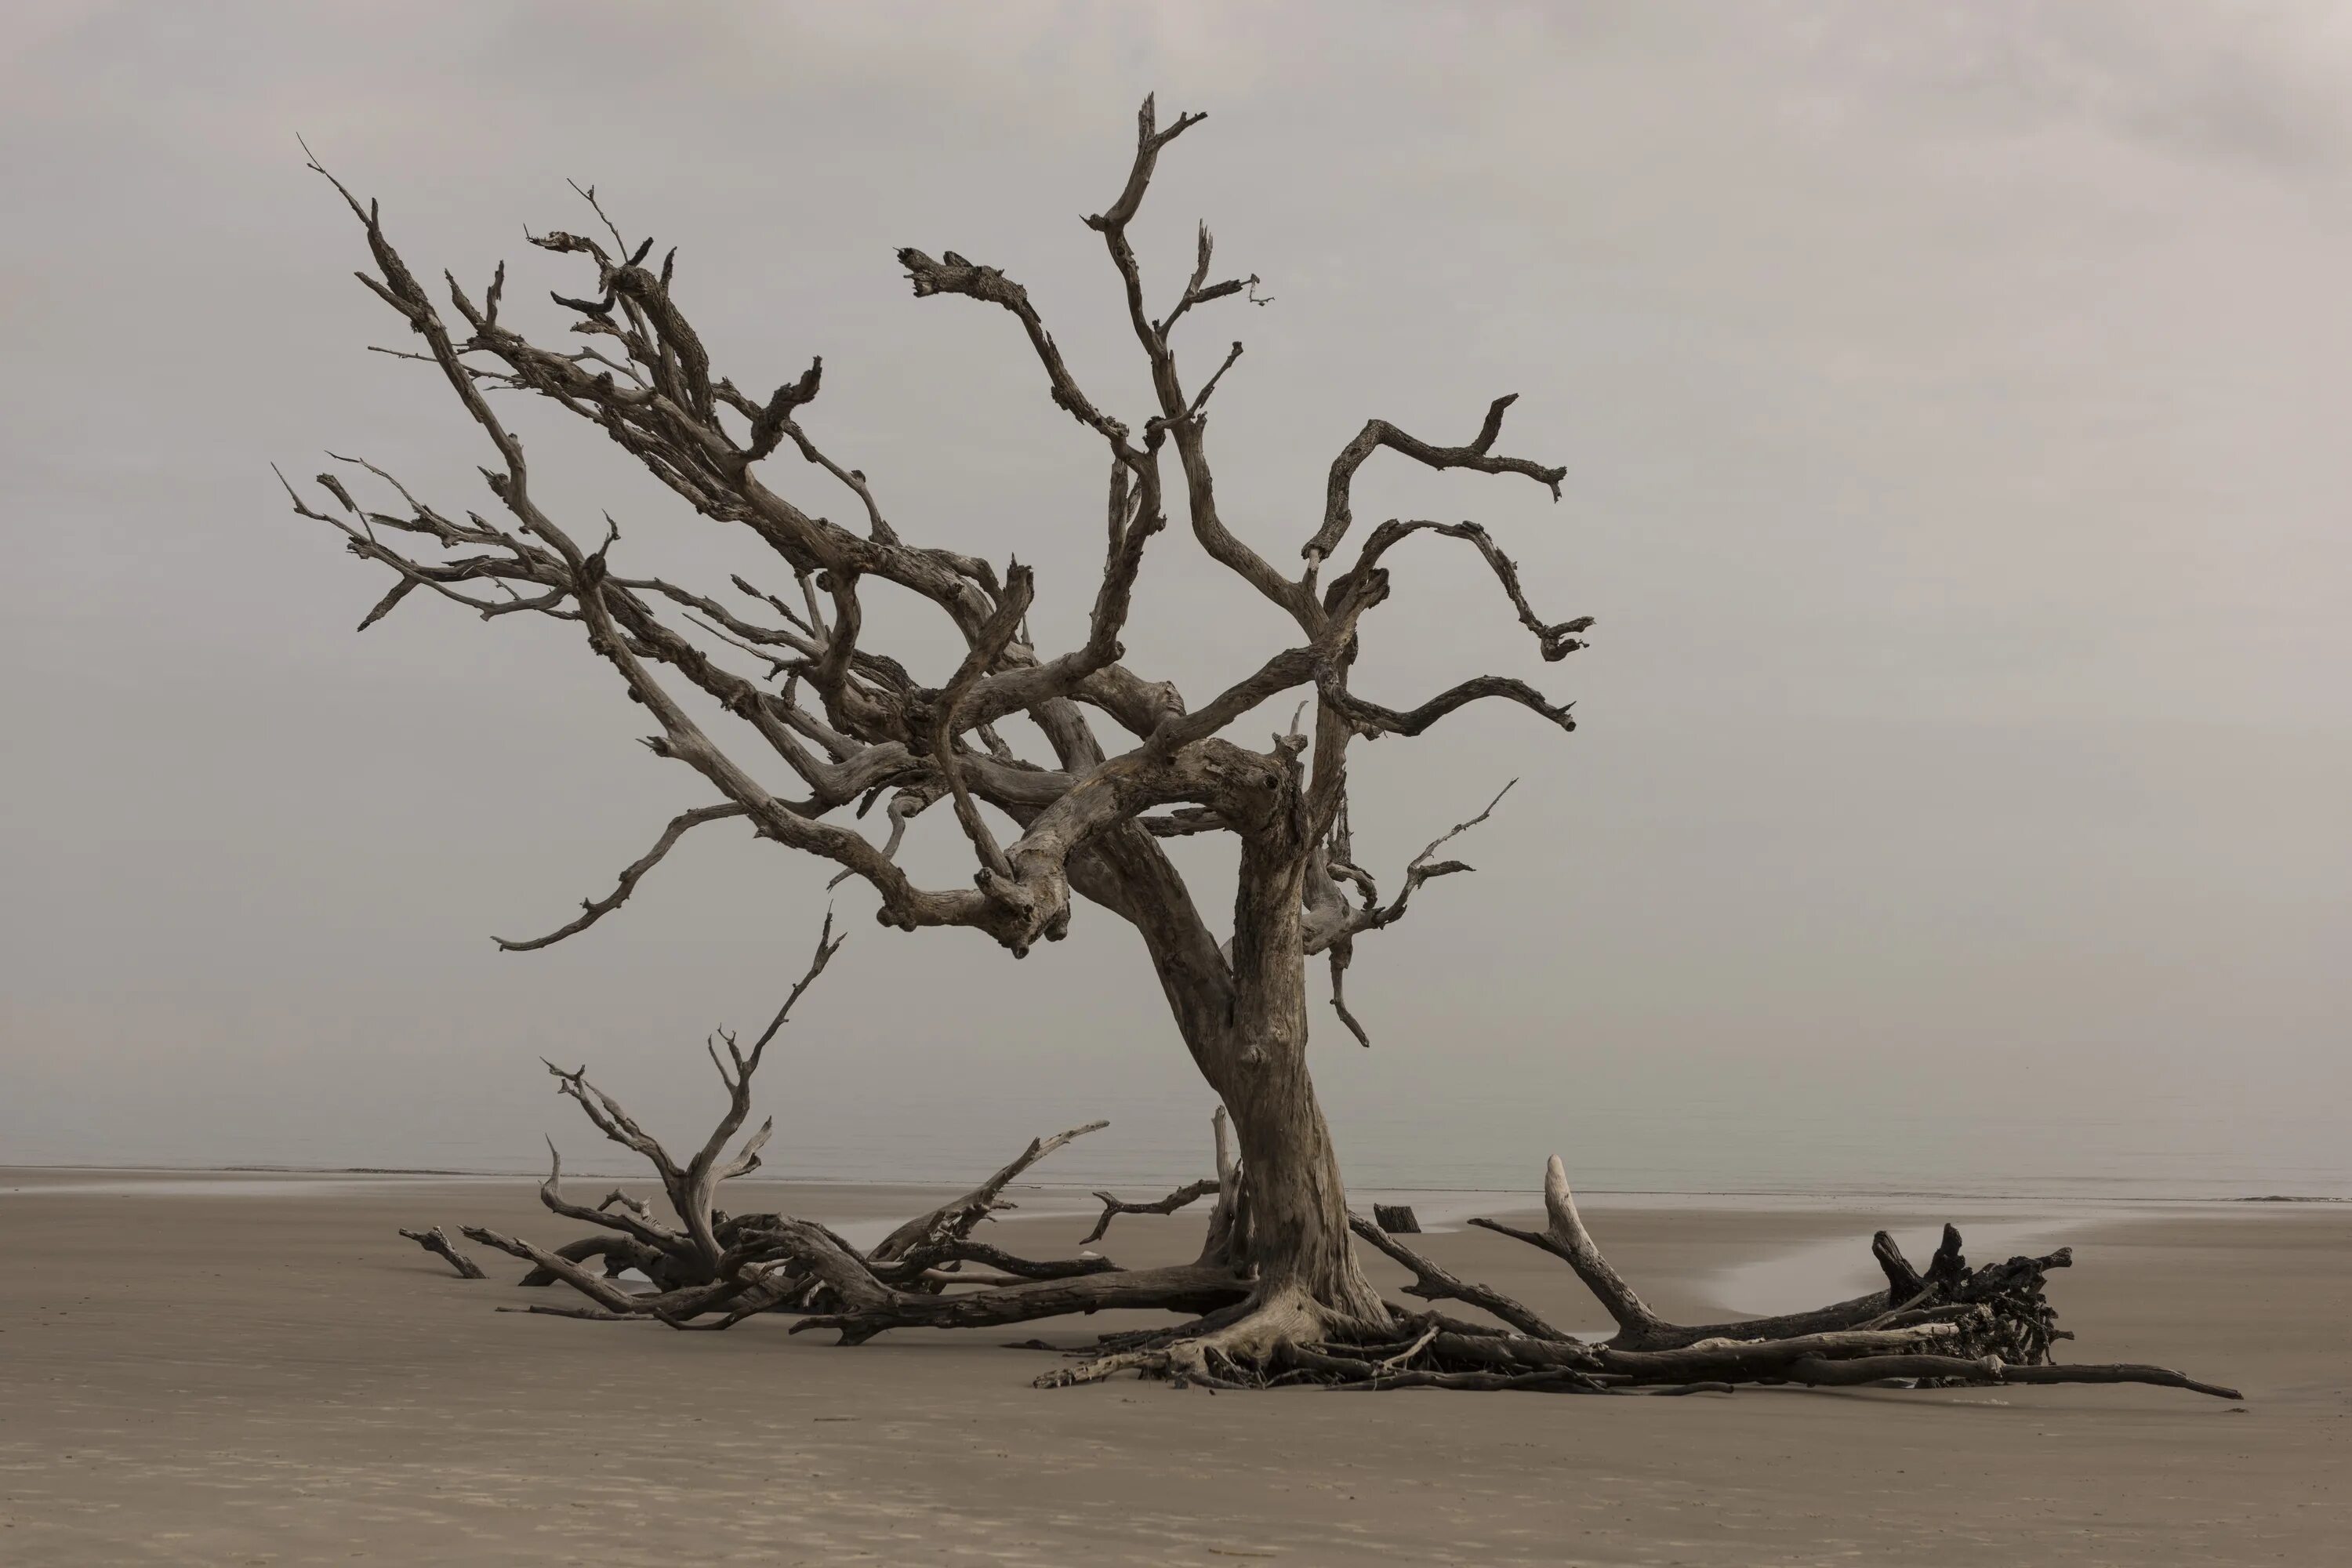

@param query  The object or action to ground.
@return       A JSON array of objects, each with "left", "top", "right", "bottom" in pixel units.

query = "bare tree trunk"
[
  {"left": 1186, "top": 836, "right": 1385, "bottom": 1324},
  {"left": 1213, "top": 1039, "right": 1385, "bottom": 1321},
  {"left": 1071, "top": 822, "right": 1386, "bottom": 1330}
]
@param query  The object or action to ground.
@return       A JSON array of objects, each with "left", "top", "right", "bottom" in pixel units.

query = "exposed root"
[
  {"left": 1083, "top": 1301, "right": 1260, "bottom": 1355},
  {"left": 1290, "top": 1155, "right": 2238, "bottom": 1402},
  {"left": 1034, "top": 1275, "right": 2234, "bottom": 1403},
  {"left": 1038, "top": 1292, "right": 1603, "bottom": 1395},
  {"left": 1034, "top": 1153, "right": 2235, "bottom": 1404},
  {"left": 1039, "top": 1286, "right": 1333, "bottom": 1388}
]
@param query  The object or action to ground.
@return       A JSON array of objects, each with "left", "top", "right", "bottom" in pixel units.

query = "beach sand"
[{"left": 0, "top": 1171, "right": 2343, "bottom": 1565}]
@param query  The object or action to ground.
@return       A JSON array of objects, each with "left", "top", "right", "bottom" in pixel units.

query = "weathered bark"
[
  {"left": 1210, "top": 1039, "right": 1384, "bottom": 1323},
  {"left": 1022, "top": 844, "right": 1401, "bottom": 1388},
  {"left": 1185, "top": 837, "right": 1388, "bottom": 1325},
  {"left": 793, "top": 1263, "right": 1250, "bottom": 1346}
]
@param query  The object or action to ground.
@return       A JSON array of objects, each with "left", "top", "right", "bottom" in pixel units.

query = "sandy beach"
[{"left": 0, "top": 1171, "right": 2343, "bottom": 1566}]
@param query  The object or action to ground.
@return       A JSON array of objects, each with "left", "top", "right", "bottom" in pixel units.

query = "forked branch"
[{"left": 1307, "top": 393, "right": 1567, "bottom": 565}]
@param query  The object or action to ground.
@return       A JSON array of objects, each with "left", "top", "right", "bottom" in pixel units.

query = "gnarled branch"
[
  {"left": 1306, "top": 393, "right": 1566, "bottom": 564},
  {"left": 495, "top": 803, "right": 750, "bottom": 951}
]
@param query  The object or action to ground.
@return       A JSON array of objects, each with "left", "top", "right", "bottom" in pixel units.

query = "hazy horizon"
[{"left": 3, "top": 2, "right": 2347, "bottom": 1201}]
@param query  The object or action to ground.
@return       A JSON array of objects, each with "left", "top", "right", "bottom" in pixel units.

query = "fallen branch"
[
  {"left": 1039, "top": 1153, "right": 2238, "bottom": 1403},
  {"left": 1783, "top": 1354, "right": 2240, "bottom": 1401},
  {"left": 868, "top": 1119, "right": 1109, "bottom": 1266},
  {"left": 1083, "top": 1178, "right": 1219, "bottom": 1247},
  {"left": 398, "top": 1225, "right": 485, "bottom": 1279},
  {"left": 1347, "top": 1214, "right": 1566, "bottom": 1341},
  {"left": 791, "top": 1261, "right": 1251, "bottom": 1347}
]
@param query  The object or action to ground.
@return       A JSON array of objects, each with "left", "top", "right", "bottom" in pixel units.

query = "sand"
[{"left": 1, "top": 1171, "right": 2343, "bottom": 1566}]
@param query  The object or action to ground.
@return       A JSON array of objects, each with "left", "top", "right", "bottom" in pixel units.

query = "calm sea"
[{"left": 27, "top": 1077, "right": 2337, "bottom": 1203}]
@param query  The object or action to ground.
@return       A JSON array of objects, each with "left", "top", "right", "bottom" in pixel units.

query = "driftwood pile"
[{"left": 402, "top": 924, "right": 2237, "bottom": 1403}]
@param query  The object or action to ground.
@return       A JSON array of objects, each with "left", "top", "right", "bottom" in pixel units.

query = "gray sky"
[{"left": 3, "top": 2, "right": 2346, "bottom": 1194}]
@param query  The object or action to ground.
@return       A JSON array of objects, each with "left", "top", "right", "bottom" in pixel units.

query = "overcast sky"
[{"left": 2, "top": 2, "right": 2345, "bottom": 1195}]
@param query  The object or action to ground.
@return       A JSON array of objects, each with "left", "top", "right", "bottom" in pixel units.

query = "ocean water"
[
  {"left": 718, "top": 1074, "right": 2352, "bottom": 1204},
  {"left": 13, "top": 1088, "right": 2337, "bottom": 1204},
  {"left": 7, "top": 1004, "right": 2343, "bottom": 1201}
]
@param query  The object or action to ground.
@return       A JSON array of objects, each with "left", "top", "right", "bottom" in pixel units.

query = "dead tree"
[
  {"left": 294, "top": 97, "right": 2231, "bottom": 1399},
  {"left": 290, "top": 94, "right": 1582, "bottom": 1369}
]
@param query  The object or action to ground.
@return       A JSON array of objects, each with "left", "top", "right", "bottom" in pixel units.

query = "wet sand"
[{"left": 1, "top": 1171, "right": 2343, "bottom": 1565}]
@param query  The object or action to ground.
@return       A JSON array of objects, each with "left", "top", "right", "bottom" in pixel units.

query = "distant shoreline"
[{"left": 0, "top": 1163, "right": 2343, "bottom": 1206}]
